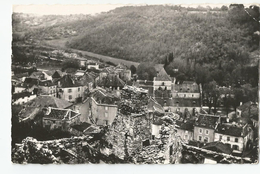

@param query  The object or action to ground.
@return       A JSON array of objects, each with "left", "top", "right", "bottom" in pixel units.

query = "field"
[{"left": 43, "top": 38, "right": 140, "bottom": 68}]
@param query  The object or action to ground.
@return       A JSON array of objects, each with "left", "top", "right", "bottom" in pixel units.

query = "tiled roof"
[
  {"left": 98, "top": 74, "right": 125, "bottom": 88},
  {"left": 215, "top": 123, "right": 251, "bottom": 137},
  {"left": 26, "top": 95, "right": 73, "bottom": 109},
  {"left": 175, "top": 120, "right": 194, "bottom": 131},
  {"left": 154, "top": 68, "right": 172, "bottom": 81},
  {"left": 58, "top": 75, "right": 82, "bottom": 88},
  {"left": 92, "top": 90, "right": 119, "bottom": 105},
  {"left": 194, "top": 114, "right": 219, "bottom": 129},
  {"left": 202, "top": 141, "right": 232, "bottom": 154},
  {"left": 45, "top": 109, "right": 69, "bottom": 120},
  {"left": 173, "top": 82, "right": 200, "bottom": 93},
  {"left": 78, "top": 73, "right": 95, "bottom": 86},
  {"left": 154, "top": 96, "right": 201, "bottom": 108},
  {"left": 38, "top": 80, "right": 55, "bottom": 87}
]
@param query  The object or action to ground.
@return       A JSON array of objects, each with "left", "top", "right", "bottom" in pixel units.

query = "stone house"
[{"left": 42, "top": 107, "right": 81, "bottom": 131}]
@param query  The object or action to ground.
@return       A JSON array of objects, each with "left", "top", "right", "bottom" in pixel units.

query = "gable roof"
[
  {"left": 25, "top": 95, "right": 73, "bottom": 109},
  {"left": 154, "top": 64, "right": 164, "bottom": 72},
  {"left": 58, "top": 75, "right": 82, "bottom": 88},
  {"left": 154, "top": 68, "right": 172, "bottom": 81},
  {"left": 52, "top": 70, "right": 63, "bottom": 78},
  {"left": 215, "top": 123, "right": 251, "bottom": 137},
  {"left": 175, "top": 120, "right": 195, "bottom": 131},
  {"left": 98, "top": 74, "right": 125, "bottom": 88},
  {"left": 195, "top": 114, "right": 219, "bottom": 129},
  {"left": 202, "top": 141, "right": 232, "bottom": 154},
  {"left": 92, "top": 89, "right": 119, "bottom": 105},
  {"left": 148, "top": 97, "right": 164, "bottom": 114},
  {"left": 44, "top": 108, "right": 80, "bottom": 120}
]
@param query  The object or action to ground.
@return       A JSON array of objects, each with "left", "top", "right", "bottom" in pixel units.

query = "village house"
[
  {"left": 38, "top": 80, "right": 57, "bottom": 97},
  {"left": 29, "top": 71, "right": 52, "bottom": 81},
  {"left": 90, "top": 89, "right": 119, "bottom": 126},
  {"left": 172, "top": 81, "right": 201, "bottom": 98},
  {"left": 56, "top": 75, "right": 86, "bottom": 103},
  {"left": 154, "top": 89, "right": 201, "bottom": 115},
  {"left": 193, "top": 114, "right": 221, "bottom": 143},
  {"left": 97, "top": 74, "right": 125, "bottom": 93},
  {"left": 42, "top": 107, "right": 81, "bottom": 131},
  {"left": 87, "top": 62, "right": 99, "bottom": 70},
  {"left": 153, "top": 67, "right": 172, "bottom": 91},
  {"left": 134, "top": 80, "right": 154, "bottom": 96},
  {"left": 214, "top": 123, "right": 254, "bottom": 154},
  {"left": 18, "top": 95, "right": 74, "bottom": 122},
  {"left": 175, "top": 120, "right": 195, "bottom": 143}
]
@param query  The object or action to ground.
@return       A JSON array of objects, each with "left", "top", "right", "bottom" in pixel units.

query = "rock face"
[{"left": 12, "top": 136, "right": 125, "bottom": 164}]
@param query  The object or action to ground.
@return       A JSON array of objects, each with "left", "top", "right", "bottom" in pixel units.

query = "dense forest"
[{"left": 65, "top": 5, "right": 259, "bottom": 63}]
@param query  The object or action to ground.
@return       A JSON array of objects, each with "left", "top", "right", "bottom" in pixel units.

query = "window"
[
  {"left": 235, "top": 138, "right": 238, "bottom": 142},
  {"left": 198, "top": 136, "right": 202, "bottom": 141},
  {"left": 105, "top": 107, "right": 108, "bottom": 111},
  {"left": 69, "top": 95, "right": 72, "bottom": 100},
  {"left": 192, "top": 94, "right": 194, "bottom": 97},
  {"left": 204, "top": 137, "right": 209, "bottom": 143},
  {"left": 227, "top": 137, "right": 230, "bottom": 141},
  {"left": 68, "top": 89, "right": 72, "bottom": 93},
  {"left": 219, "top": 135, "right": 222, "bottom": 141},
  {"left": 78, "top": 88, "right": 80, "bottom": 92},
  {"left": 199, "top": 128, "right": 203, "bottom": 134},
  {"left": 205, "top": 130, "right": 209, "bottom": 135},
  {"left": 105, "top": 113, "right": 108, "bottom": 117},
  {"left": 184, "top": 94, "right": 186, "bottom": 97},
  {"left": 105, "top": 120, "right": 108, "bottom": 125},
  {"left": 233, "top": 145, "right": 239, "bottom": 150}
]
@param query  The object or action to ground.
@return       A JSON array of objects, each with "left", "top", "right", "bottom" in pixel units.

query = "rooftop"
[
  {"left": 25, "top": 95, "right": 73, "bottom": 109},
  {"left": 57, "top": 75, "right": 82, "bottom": 88},
  {"left": 98, "top": 74, "right": 125, "bottom": 88},
  {"left": 154, "top": 68, "right": 172, "bottom": 81},
  {"left": 194, "top": 114, "right": 219, "bottom": 129},
  {"left": 92, "top": 89, "right": 119, "bottom": 105},
  {"left": 215, "top": 123, "right": 251, "bottom": 137},
  {"left": 175, "top": 120, "right": 195, "bottom": 131},
  {"left": 202, "top": 141, "right": 232, "bottom": 155},
  {"left": 44, "top": 108, "right": 80, "bottom": 120}
]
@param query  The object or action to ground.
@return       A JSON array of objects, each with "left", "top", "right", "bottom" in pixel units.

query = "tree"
[
  {"left": 61, "top": 59, "right": 80, "bottom": 71},
  {"left": 203, "top": 81, "right": 219, "bottom": 114},
  {"left": 136, "top": 63, "right": 157, "bottom": 81},
  {"left": 130, "top": 65, "right": 136, "bottom": 74},
  {"left": 221, "top": 5, "right": 228, "bottom": 11}
]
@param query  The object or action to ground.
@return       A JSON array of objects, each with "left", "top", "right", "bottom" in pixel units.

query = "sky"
[{"left": 12, "top": 3, "right": 254, "bottom": 15}]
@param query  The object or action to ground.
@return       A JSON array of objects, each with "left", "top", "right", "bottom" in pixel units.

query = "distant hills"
[{"left": 13, "top": 5, "right": 259, "bottom": 69}]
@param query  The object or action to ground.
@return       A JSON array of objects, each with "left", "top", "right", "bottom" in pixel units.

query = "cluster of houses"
[{"left": 12, "top": 59, "right": 258, "bottom": 158}]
